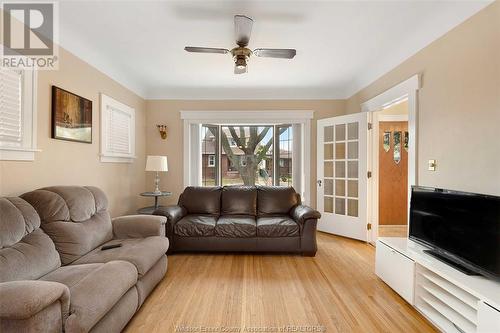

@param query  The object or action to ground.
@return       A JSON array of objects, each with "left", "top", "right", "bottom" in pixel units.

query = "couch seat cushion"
[
  {"left": 40, "top": 261, "right": 137, "bottom": 333},
  {"left": 71, "top": 236, "right": 169, "bottom": 276},
  {"left": 257, "top": 217, "right": 300, "bottom": 237},
  {"left": 174, "top": 215, "right": 216, "bottom": 237},
  {"left": 215, "top": 216, "right": 256, "bottom": 238}
]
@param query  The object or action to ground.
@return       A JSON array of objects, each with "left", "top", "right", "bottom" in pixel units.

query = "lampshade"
[{"left": 145, "top": 155, "right": 168, "bottom": 172}]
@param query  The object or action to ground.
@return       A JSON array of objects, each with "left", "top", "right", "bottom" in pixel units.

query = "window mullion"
[
  {"left": 217, "top": 125, "right": 221, "bottom": 186},
  {"left": 273, "top": 125, "right": 278, "bottom": 186}
]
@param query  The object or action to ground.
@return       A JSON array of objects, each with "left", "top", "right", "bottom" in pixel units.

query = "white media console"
[{"left": 375, "top": 237, "right": 500, "bottom": 333}]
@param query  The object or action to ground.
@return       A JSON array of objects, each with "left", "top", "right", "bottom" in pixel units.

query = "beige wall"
[
  {"left": 0, "top": 47, "right": 148, "bottom": 216},
  {"left": 2, "top": 0, "right": 498, "bottom": 216},
  {"left": 346, "top": 1, "right": 500, "bottom": 196},
  {"left": 377, "top": 100, "right": 408, "bottom": 116},
  {"left": 146, "top": 100, "right": 346, "bottom": 209}
]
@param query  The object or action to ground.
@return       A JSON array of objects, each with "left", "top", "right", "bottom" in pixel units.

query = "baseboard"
[{"left": 378, "top": 225, "right": 407, "bottom": 237}]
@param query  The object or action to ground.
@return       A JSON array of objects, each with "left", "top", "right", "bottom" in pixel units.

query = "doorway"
[
  {"left": 316, "top": 75, "right": 419, "bottom": 243},
  {"left": 373, "top": 101, "right": 409, "bottom": 238}
]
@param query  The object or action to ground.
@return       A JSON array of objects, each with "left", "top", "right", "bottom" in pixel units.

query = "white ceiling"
[{"left": 59, "top": 1, "right": 491, "bottom": 99}]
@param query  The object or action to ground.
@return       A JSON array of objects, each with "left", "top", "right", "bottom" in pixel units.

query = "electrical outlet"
[{"left": 428, "top": 159, "right": 437, "bottom": 171}]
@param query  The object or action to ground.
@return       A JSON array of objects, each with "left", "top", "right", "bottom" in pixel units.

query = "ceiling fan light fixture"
[
  {"left": 184, "top": 15, "right": 296, "bottom": 74},
  {"left": 235, "top": 56, "right": 247, "bottom": 69}
]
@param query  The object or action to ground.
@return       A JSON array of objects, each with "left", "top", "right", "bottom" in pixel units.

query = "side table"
[{"left": 137, "top": 191, "right": 172, "bottom": 214}]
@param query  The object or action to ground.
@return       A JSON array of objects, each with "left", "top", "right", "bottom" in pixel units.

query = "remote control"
[{"left": 101, "top": 243, "right": 122, "bottom": 250}]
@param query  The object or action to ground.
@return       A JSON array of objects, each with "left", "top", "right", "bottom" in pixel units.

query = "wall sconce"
[{"left": 157, "top": 125, "right": 167, "bottom": 140}]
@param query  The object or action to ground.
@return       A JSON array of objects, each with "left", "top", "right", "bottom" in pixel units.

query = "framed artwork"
[{"left": 51, "top": 86, "right": 92, "bottom": 143}]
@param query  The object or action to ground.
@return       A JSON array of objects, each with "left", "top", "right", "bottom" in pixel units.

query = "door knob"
[{"left": 317, "top": 180, "right": 322, "bottom": 187}]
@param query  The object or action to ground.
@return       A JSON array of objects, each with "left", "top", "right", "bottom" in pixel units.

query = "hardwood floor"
[{"left": 125, "top": 232, "right": 436, "bottom": 333}]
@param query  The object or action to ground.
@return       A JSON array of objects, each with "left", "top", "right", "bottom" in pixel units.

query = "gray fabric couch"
[{"left": 0, "top": 186, "right": 169, "bottom": 333}]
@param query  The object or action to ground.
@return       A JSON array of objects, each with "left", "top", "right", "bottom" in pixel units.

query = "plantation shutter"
[
  {"left": 100, "top": 93, "right": 135, "bottom": 163},
  {"left": 106, "top": 105, "right": 131, "bottom": 155},
  {"left": 0, "top": 69, "right": 22, "bottom": 146}
]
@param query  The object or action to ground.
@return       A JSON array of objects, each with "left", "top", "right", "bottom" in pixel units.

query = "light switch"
[{"left": 428, "top": 159, "right": 437, "bottom": 171}]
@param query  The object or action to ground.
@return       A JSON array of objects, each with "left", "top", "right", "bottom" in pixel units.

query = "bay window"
[{"left": 181, "top": 111, "right": 313, "bottom": 204}]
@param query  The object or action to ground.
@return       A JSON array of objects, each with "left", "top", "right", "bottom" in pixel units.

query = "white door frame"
[
  {"left": 361, "top": 75, "right": 421, "bottom": 243},
  {"left": 370, "top": 112, "right": 409, "bottom": 242}
]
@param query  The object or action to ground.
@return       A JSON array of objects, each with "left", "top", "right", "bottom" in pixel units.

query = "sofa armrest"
[
  {"left": 153, "top": 205, "right": 186, "bottom": 240},
  {"left": 153, "top": 205, "right": 186, "bottom": 223},
  {"left": 290, "top": 205, "right": 321, "bottom": 225},
  {"left": 112, "top": 215, "right": 167, "bottom": 238},
  {"left": 0, "top": 280, "right": 70, "bottom": 320}
]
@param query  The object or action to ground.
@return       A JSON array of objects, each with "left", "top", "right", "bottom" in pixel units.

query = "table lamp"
[{"left": 145, "top": 155, "right": 168, "bottom": 194}]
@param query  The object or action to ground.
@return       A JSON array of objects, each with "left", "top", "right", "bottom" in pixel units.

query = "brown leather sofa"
[
  {"left": 154, "top": 186, "right": 320, "bottom": 256},
  {"left": 0, "top": 186, "right": 169, "bottom": 333}
]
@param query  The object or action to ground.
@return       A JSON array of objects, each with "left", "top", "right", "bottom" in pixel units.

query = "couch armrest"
[
  {"left": 153, "top": 205, "right": 186, "bottom": 240},
  {"left": 112, "top": 215, "right": 167, "bottom": 238},
  {"left": 0, "top": 280, "right": 70, "bottom": 320},
  {"left": 153, "top": 205, "right": 186, "bottom": 223},
  {"left": 290, "top": 205, "right": 321, "bottom": 224}
]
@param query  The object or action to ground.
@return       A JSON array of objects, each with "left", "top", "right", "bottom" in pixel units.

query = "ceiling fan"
[{"left": 184, "top": 15, "right": 296, "bottom": 74}]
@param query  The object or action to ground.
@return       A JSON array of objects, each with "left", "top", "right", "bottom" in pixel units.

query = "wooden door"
[
  {"left": 317, "top": 113, "right": 368, "bottom": 241},
  {"left": 378, "top": 121, "right": 408, "bottom": 226}
]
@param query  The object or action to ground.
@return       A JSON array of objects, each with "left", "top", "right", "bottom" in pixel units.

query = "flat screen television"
[{"left": 409, "top": 186, "right": 500, "bottom": 280}]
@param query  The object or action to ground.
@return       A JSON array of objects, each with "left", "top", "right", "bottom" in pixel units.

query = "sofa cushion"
[
  {"left": 40, "top": 261, "right": 137, "bottom": 333},
  {"left": 0, "top": 198, "right": 61, "bottom": 282},
  {"left": 257, "top": 186, "right": 300, "bottom": 216},
  {"left": 221, "top": 186, "right": 257, "bottom": 216},
  {"left": 179, "top": 186, "right": 222, "bottom": 215},
  {"left": 215, "top": 216, "right": 256, "bottom": 238},
  {"left": 256, "top": 217, "right": 300, "bottom": 237},
  {"left": 21, "top": 187, "right": 114, "bottom": 265},
  {"left": 71, "top": 236, "right": 169, "bottom": 276},
  {"left": 174, "top": 215, "right": 216, "bottom": 237}
]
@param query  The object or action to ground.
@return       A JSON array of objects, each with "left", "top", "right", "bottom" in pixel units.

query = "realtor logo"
[{"left": 1, "top": 2, "right": 58, "bottom": 69}]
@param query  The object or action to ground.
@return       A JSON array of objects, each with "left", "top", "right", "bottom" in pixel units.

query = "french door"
[{"left": 317, "top": 113, "right": 368, "bottom": 241}]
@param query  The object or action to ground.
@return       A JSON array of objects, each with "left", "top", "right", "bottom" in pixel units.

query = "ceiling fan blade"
[
  {"left": 184, "top": 46, "right": 229, "bottom": 54},
  {"left": 234, "top": 15, "right": 253, "bottom": 47},
  {"left": 253, "top": 48, "right": 296, "bottom": 59},
  {"left": 234, "top": 65, "right": 248, "bottom": 74}
]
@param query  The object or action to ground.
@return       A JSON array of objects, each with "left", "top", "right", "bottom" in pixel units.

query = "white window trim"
[
  {"left": 100, "top": 93, "right": 136, "bottom": 163},
  {"left": 181, "top": 110, "right": 313, "bottom": 205},
  {"left": 0, "top": 70, "right": 40, "bottom": 161}
]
